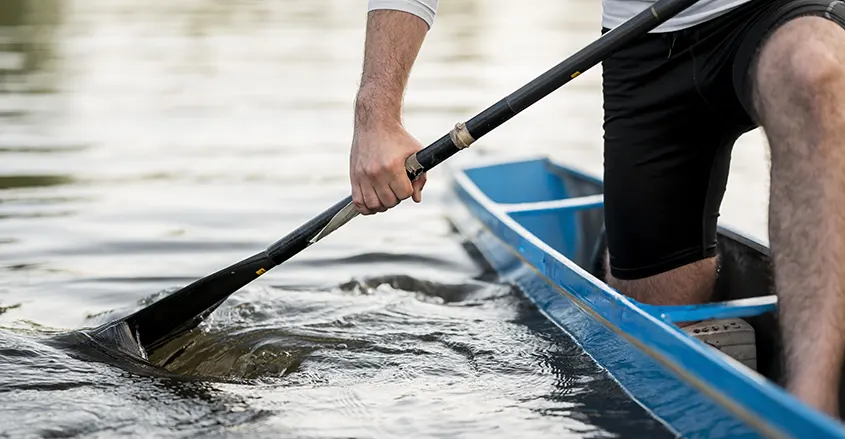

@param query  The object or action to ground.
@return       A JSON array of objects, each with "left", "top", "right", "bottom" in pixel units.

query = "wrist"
[{"left": 355, "top": 85, "right": 403, "bottom": 130}]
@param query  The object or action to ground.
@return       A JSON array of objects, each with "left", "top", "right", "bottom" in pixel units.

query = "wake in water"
[
  {"left": 37, "top": 273, "right": 511, "bottom": 381},
  {"left": 1, "top": 265, "right": 674, "bottom": 438}
]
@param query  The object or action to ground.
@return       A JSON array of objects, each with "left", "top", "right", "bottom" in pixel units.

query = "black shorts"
[{"left": 602, "top": 0, "right": 845, "bottom": 280}]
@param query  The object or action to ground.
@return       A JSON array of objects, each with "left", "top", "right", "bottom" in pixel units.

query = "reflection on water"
[
  {"left": 0, "top": 0, "right": 772, "bottom": 437},
  {"left": 0, "top": 174, "right": 74, "bottom": 190}
]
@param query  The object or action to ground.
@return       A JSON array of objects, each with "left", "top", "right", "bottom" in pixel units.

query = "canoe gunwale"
[
  {"left": 500, "top": 194, "right": 605, "bottom": 213},
  {"left": 448, "top": 157, "right": 845, "bottom": 439},
  {"left": 648, "top": 296, "right": 778, "bottom": 323}
]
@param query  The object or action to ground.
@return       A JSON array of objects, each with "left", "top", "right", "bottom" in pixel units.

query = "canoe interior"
[{"left": 460, "top": 157, "right": 845, "bottom": 419}]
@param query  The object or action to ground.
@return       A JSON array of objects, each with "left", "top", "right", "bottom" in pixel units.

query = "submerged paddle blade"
[{"left": 121, "top": 252, "right": 276, "bottom": 353}]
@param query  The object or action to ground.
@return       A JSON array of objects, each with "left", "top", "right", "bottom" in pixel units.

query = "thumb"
[{"left": 411, "top": 172, "right": 427, "bottom": 203}]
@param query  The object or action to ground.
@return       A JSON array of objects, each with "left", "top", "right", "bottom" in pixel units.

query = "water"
[{"left": 0, "top": 0, "right": 772, "bottom": 437}]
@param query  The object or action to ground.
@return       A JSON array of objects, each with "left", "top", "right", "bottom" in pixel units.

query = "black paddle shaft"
[{"left": 111, "top": 0, "right": 701, "bottom": 354}]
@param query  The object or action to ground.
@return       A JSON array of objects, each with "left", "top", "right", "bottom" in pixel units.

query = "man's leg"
[
  {"left": 600, "top": 1, "right": 772, "bottom": 372},
  {"left": 606, "top": 255, "right": 717, "bottom": 306},
  {"left": 752, "top": 16, "right": 845, "bottom": 416},
  {"left": 600, "top": 16, "right": 749, "bottom": 308}
]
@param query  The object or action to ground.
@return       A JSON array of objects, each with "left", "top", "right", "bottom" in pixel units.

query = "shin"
[{"left": 753, "top": 17, "right": 845, "bottom": 416}]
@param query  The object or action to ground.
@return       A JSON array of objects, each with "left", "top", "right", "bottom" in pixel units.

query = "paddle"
[{"left": 78, "top": 0, "right": 702, "bottom": 356}]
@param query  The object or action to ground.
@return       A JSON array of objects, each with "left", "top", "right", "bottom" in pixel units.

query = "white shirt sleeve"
[{"left": 367, "top": 0, "right": 438, "bottom": 28}]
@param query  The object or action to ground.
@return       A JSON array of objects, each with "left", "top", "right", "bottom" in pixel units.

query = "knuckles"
[
  {"left": 360, "top": 155, "right": 409, "bottom": 179},
  {"left": 351, "top": 199, "right": 371, "bottom": 215},
  {"left": 394, "top": 184, "right": 413, "bottom": 200},
  {"left": 362, "top": 162, "right": 396, "bottom": 178}
]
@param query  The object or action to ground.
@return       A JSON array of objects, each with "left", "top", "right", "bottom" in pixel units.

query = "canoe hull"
[{"left": 447, "top": 156, "right": 845, "bottom": 439}]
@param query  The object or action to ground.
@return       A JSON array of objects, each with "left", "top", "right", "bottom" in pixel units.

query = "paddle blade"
[{"left": 119, "top": 252, "right": 275, "bottom": 353}]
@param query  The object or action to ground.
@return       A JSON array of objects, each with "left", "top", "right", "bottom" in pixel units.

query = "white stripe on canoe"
[{"left": 501, "top": 194, "right": 604, "bottom": 213}]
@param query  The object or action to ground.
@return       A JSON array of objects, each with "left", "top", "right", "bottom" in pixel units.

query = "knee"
[
  {"left": 786, "top": 46, "right": 844, "bottom": 95},
  {"left": 755, "top": 18, "right": 845, "bottom": 116}
]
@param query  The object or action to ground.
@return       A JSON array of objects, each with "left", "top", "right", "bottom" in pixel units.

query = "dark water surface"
[{"left": 0, "top": 0, "right": 772, "bottom": 437}]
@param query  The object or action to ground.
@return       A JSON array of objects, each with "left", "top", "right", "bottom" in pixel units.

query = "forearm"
[{"left": 355, "top": 10, "right": 429, "bottom": 129}]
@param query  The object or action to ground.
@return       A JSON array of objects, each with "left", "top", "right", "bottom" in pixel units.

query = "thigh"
[{"left": 601, "top": 27, "right": 749, "bottom": 281}]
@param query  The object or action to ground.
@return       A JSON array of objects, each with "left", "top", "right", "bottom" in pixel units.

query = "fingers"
[
  {"left": 411, "top": 172, "right": 426, "bottom": 203},
  {"left": 352, "top": 170, "right": 404, "bottom": 215},
  {"left": 349, "top": 124, "right": 426, "bottom": 215},
  {"left": 387, "top": 173, "right": 413, "bottom": 206},
  {"left": 352, "top": 181, "right": 372, "bottom": 215},
  {"left": 352, "top": 181, "right": 376, "bottom": 215},
  {"left": 352, "top": 179, "right": 370, "bottom": 215},
  {"left": 361, "top": 182, "right": 386, "bottom": 214},
  {"left": 374, "top": 179, "right": 400, "bottom": 211},
  {"left": 352, "top": 169, "right": 416, "bottom": 215}
]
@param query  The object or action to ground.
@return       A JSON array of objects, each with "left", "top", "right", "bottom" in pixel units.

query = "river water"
[{"left": 0, "top": 1, "right": 772, "bottom": 438}]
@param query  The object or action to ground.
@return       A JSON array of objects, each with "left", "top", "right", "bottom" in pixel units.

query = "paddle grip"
[
  {"left": 405, "top": 133, "right": 464, "bottom": 181},
  {"left": 268, "top": 134, "right": 458, "bottom": 263}
]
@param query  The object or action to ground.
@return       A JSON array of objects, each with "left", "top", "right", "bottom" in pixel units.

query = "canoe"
[{"left": 446, "top": 156, "right": 845, "bottom": 439}]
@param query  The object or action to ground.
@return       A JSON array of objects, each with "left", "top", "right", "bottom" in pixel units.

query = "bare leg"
[
  {"left": 605, "top": 254, "right": 717, "bottom": 306},
  {"left": 753, "top": 17, "right": 845, "bottom": 416}
]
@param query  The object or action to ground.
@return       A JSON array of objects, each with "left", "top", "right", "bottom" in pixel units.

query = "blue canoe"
[{"left": 447, "top": 156, "right": 845, "bottom": 439}]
